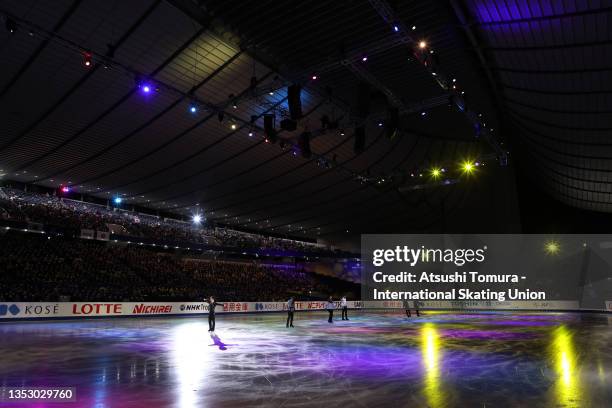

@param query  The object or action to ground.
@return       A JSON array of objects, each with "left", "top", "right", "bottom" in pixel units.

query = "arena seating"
[
  {"left": 0, "top": 231, "right": 358, "bottom": 302},
  {"left": 0, "top": 187, "right": 353, "bottom": 256}
]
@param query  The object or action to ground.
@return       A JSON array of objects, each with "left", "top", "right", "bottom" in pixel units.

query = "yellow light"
[
  {"left": 230, "top": 123, "right": 237, "bottom": 130},
  {"left": 550, "top": 326, "right": 581, "bottom": 407},
  {"left": 421, "top": 324, "right": 445, "bottom": 408},
  {"left": 545, "top": 240, "right": 560, "bottom": 255},
  {"left": 419, "top": 41, "right": 427, "bottom": 49},
  {"left": 430, "top": 168, "right": 441, "bottom": 179},
  {"left": 461, "top": 161, "right": 475, "bottom": 174}
]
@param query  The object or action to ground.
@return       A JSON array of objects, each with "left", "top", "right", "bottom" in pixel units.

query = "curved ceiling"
[
  {"left": 462, "top": 0, "right": 612, "bottom": 212},
  {"left": 0, "top": 0, "right": 503, "bottom": 238}
]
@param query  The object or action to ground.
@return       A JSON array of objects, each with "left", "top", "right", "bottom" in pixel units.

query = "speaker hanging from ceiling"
[
  {"left": 299, "top": 131, "right": 312, "bottom": 158},
  {"left": 288, "top": 84, "right": 302, "bottom": 120},
  {"left": 386, "top": 107, "right": 399, "bottom": 139},
  {"left": 264, "top": 114, "right": 278, "bottom": 143},
  {"left": 354, "top": 126, "right": 366, "bottom": 154}
]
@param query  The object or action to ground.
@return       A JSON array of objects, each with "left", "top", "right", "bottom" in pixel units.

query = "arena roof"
[{"left": 1, "top": 0, "right": 606, "bottom": 237}]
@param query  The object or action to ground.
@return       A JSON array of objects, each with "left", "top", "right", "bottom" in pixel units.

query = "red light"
[
  {"left": 61, "top": 186, "right": 70, "bottom": 193},
  {"left": 83, "top": 52, "right": 93, "bottom": 68}
]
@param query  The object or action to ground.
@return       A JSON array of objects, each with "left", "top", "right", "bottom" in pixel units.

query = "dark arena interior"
[{"left": 2, "top": 1, "right": 612, "bottom": 407}]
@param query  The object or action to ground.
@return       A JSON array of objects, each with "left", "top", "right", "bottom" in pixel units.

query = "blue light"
[
  {"left": 114, "top": 197, "right": 122, "bottom": 204},
  {"left": 393, "top": 25, "right": 399, "bottom": 32},
  {"left": 189, "top": 105, "right": 197, "bottom": 113}
]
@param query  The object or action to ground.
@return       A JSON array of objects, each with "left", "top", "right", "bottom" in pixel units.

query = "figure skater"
[
  {"left": 403, "top": 299, "right": 412, "bottom": 318},
  {"left": 207, "top": 296, "right": 224, "bottom": 332},
  {"left": 326, "top": 297, "right": 335, "bottom": 323},
  {"left": 340, "top": 296, "right": 349, "bottom": 320},
  {"left": 286, "top": 296, "right": 295, "bottom": 328},
  {"left": 414, "top": 300, "right": 420, "bottom": 317}
]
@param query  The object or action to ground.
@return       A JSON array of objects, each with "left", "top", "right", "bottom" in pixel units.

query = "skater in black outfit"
[
  {"left": 286, "top": 296, "right": 295, "bottom": 328},
  {"left": 403, "top": 299, "right": 412, "bottom": 317},
  {"left": 403, "top": 300, "right": 420, "bottom": 317},
  {"left": 207, "top": 296, "right": 224, "bottom": 331},
  {"left": 326, "top": 297, "right": 335, "bottom": 323},
  {"left": 340, "top": 296, "right": 349, "bottom": 320}
]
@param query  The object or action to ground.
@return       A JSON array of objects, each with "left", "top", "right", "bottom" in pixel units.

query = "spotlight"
[
  {"left": 230, "top": 123, "right": 237, "bottom": 130},
  {"left": 420, "top": 111, "right": 427, "bottom": 117},
  {"left": 362, "top": 56, "right": 368, "bottom": 62},
  {"left": 248, "top": 131, "right": 254, "bottom": 137},
  {"left": 311, "top": 75, "right": 318, "bottom": 80},
  {"left": 419, "top": 41, "right": 427, "bottom": 49},
  {"left": 189, "top": 103, "right": 197, "bottom": 114},
  {"left": 431, "top": 168, "right": 441, "bottom": 179},
  {"left": 461, "top": 160, "right": 475, "bottom": 174},
  {"left": 193, "top": 214, "right": 202, "bottom": 224},
  {"left": 393, "top": 25, "right": 399, "bottom": 32},
  {"left": 61, "top": 186, "right": 71, "bottom": 193},
  {"left": 412, "top": 25, "right": 416, "bottom": 30},
  {"left": 544, "top": 240, "right": 560, "bottom": 255},
  {"left": 114, "top": 197, "right": 122, "bottom": 204},
  {"left": 377, "top": 121, "right": 383, "bottom": 127},
  {"left": 5, "top": 18, "right": 17, "bottom": 34},
  {"left": 83, "top": 51, "right": 93, "bottom": 68}
]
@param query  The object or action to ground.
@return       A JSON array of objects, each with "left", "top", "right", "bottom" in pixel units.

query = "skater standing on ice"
[
  {"left": 286, "top": 296, "right": 295, "bottom": 328},
  {"left": 403, "top": 299, "right": 420, "bottom": 318},
  {"left": 340, "top": 296, "right": 349, "bottom": 320},
  {"left": 326, "top": 297, "right": 335, "bottom": 323},
  {"left": 207, "top": 296, "right": 224, "bottom": 332},
  {"left": 403, "top": 299, "right": 412, "bottom": 318}
]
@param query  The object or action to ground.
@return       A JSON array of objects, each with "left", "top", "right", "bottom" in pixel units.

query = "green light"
[{"left": 430, "top": 168, "right": 441, "bottom": 179}]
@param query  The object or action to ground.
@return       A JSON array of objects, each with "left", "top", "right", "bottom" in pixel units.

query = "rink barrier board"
[{"left": 0, "top": 300, "right": 606, "bottom": 321}]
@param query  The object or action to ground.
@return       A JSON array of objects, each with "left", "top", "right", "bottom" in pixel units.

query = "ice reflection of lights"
[
  {"left": 421, "top": 324, "right": 444, "bottom": 408},
  {"left": 172, "top": 322, "right": 211, "bottom": 408},
  {"left": 551, "top": 326, "right": 581, "bottom": 407}
]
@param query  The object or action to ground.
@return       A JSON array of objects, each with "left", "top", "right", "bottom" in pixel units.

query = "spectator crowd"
[
  {"left": 0, "top": 232, "right": 357, "bottom": 302},
  {"left": 0, "top": 187, "right": 343, "bottom": 255}
]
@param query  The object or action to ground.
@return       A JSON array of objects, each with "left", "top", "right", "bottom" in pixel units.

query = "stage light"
[
  {"left": 378, "top": 121, "right": 383, "bottom": 127},
  {"left": 362, "top": 56, "right": 368, "bottom": 62},
  {"left": 311, "top": 75, "right": 318, "bottom": 80},
  {"left": 412, "top": 25, "right": 416, "bottom": 30},
  {"left": 6, "top": 18, "right": 17, "bottom": 33},
  {"left": 545, "top": 240, "right": 560, "bottom": 255},
  {"left": 431, "top": 168, "right": 441, "bottom": 179},
  {"left": 393, "top": 25, "right": 399, "bottom": 32},
  {"left": 461, "top": 160, "right": 475, "bottom": 174},
  {"left": 189, "top": 103, "right": 197, "bottom": 114},
  {"left": 192, "top": 214, "right": 202, "bottom": 224},
  {"left": 114, "top": 197, "right": 122, "bottom": 204},
  {"left": 61, "top": 186, "right": 71, "bottom": 193},
  {"left": 248, "top": 131, "right": 254, "bottom": 137},
  {"left": 83, "top": 52, "right": 93, "bottom": 68},
  {"left": 230, "top": 123, "right": 237, "bottom": 130},
  {"left": 419, "top": 41, "right": 427, "bottom": 49}
]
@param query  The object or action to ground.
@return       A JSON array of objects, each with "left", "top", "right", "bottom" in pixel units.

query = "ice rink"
[{"left": 1, "top": 310, "right": 612, "bottom": 407}]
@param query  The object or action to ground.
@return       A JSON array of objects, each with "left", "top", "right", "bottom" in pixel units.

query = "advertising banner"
[{"left": 0, "top": 301, "right": 363, "bottom": 320}]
